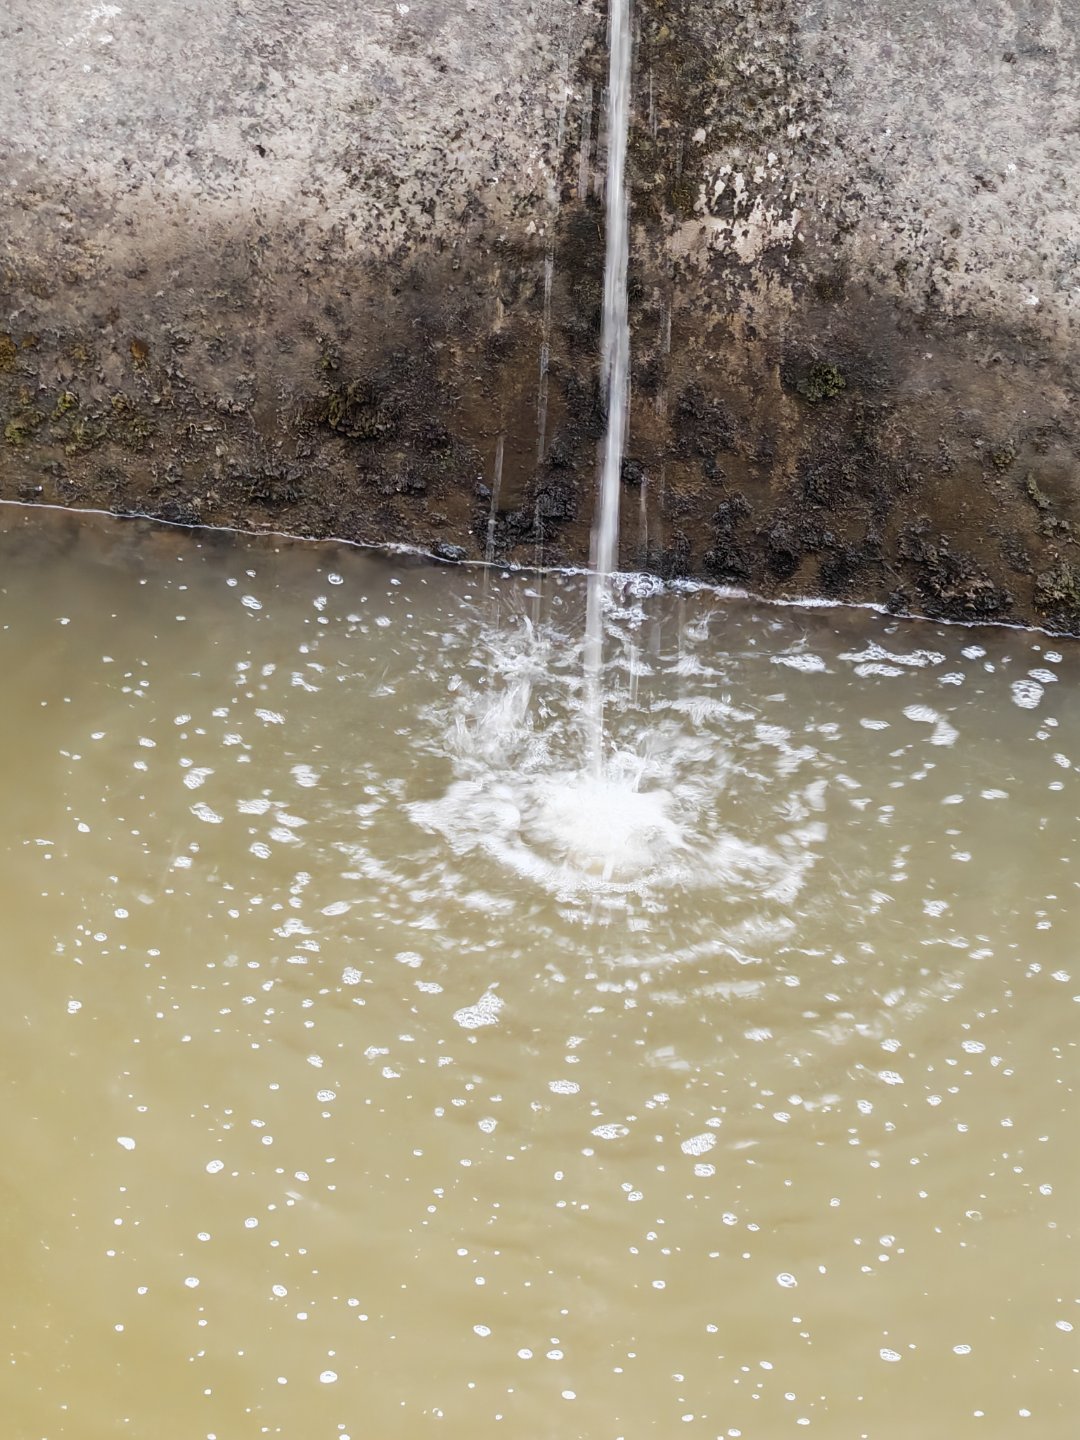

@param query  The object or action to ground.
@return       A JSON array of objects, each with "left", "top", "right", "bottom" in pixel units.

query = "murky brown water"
[{"left": 2, "top": 505, "right": 1079, "bottom": 1439}]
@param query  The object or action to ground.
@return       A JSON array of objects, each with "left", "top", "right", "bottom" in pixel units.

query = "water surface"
[{"left": 2, "top": 507, "right": 1078, "bottom": 1438}]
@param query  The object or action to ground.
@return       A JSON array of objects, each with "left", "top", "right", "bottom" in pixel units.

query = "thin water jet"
[
  {"left": 536, "top": 249, "right": 554, "bottom": 468},
  {"left": 584, "top": 0, "right": 632, "bottom": 775},
  {"left": 484, "top": 433, "right": 506, "bottom": 567}
]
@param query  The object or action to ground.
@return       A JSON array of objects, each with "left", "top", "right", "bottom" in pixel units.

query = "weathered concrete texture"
[
  {"left": 4, "top": 0, "right": 1080, "bottom": 628},
  {"left": 626, "top": 0, "right": 1080, "bottom": 628},
  {"left": 0, "top": 0, "right": 598, "bottom": 557}
]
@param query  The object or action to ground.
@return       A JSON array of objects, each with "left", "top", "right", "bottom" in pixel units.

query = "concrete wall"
[{"left": 3, "top": 0, "right": 1080, "bottom": 628}]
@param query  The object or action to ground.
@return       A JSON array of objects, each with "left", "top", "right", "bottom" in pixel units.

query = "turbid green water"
[{"left": 2, "top": 505, "right": 1078, "bottom": 1439}]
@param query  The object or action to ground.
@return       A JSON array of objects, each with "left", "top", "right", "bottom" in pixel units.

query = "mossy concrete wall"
[{"left": 3, "top": 0, "right": 1080, "bottom": 627}]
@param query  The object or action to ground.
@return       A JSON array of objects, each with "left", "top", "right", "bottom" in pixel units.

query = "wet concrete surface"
[{"left": 2, "top": 0, "right": 1079, "bottom": 627}]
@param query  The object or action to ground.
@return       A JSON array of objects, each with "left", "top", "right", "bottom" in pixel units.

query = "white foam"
[
  {"left": 453, "top": 991, "right": 503, "bottom": 1030},
  {"left": 680, "top": 1132, "right": 717, "bottom": 1157},
  {"left": 772, "top": 653, "right": 827, "bottom": 673},
  {"left": 1011, "top": 679, "right": 1044, "bottom": 709}
]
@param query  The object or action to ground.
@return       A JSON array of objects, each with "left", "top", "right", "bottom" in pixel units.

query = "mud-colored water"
[{"left": 2, "top": 506, "right": 1079, "bottom": 1439}]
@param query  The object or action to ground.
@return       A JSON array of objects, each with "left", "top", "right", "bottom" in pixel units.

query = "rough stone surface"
[{"left": 3, "top": 0, "right": 1080, "bottom": 629}]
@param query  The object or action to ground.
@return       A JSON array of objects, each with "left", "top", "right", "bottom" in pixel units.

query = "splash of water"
[
  {"left": 406, "top": 585, "right": 826, "bottom": 919},
  {"left": 583, "top": 0, "right": 632, "bottom": 774},
  {"left": 413, "top": 1, "right": 676, "bottom": 902},
  {"left": 409, "top": 2, "right": 799, "bottom": 909}
]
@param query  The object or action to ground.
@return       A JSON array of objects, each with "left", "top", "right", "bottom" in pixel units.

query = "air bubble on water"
[
  {"left": 454, "top": 991, "right": 504, "bottom": 1030},
  {"left": 592, "top": 1123, "right": 629, "bottom": 1140},
  {"left": 1011, "top": 680, "right": 1044, "bottom": 710},
  {"left": 680, "top": 1132, "right": 716, "bottom": 1156},
  {"left": 772, "top": 653, "right": 827, "bottom": 673}
]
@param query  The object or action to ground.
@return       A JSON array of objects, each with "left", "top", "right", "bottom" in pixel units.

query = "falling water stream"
[
  {"left": 583, "top": 0, "right": 632, "bottom": 774},
  {"left": 3, "top": 503, "right": 1080, "bottom": 1439}
]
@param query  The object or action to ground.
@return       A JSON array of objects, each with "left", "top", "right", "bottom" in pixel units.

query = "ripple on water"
[{"left": 1, "top": 511, "right": 1078, "bottom": 1440}]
